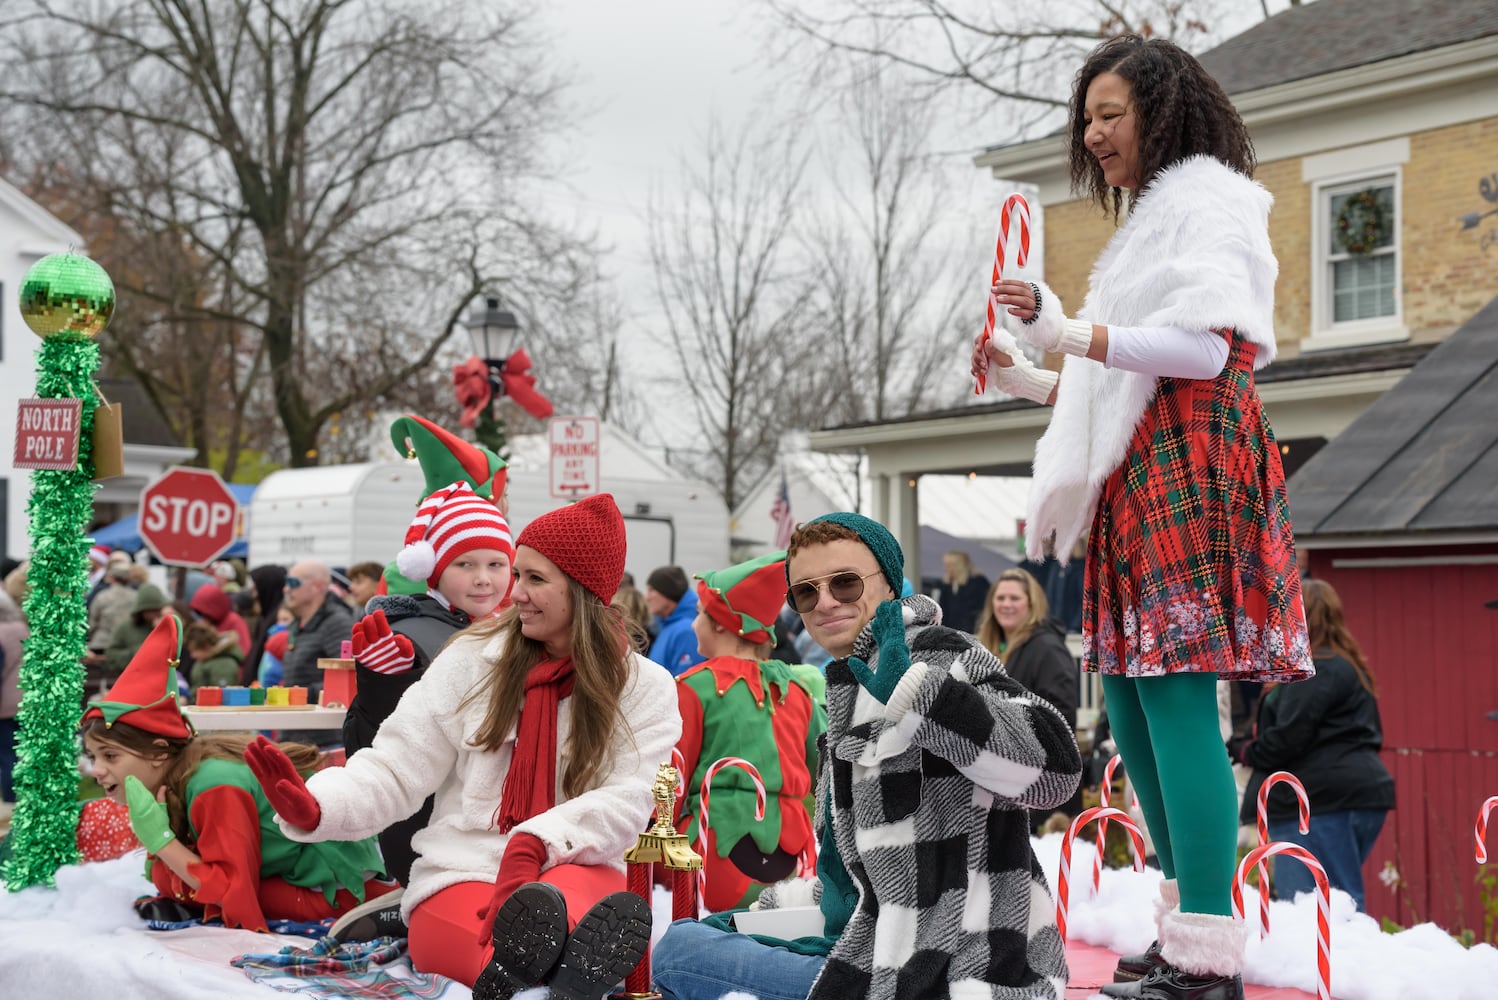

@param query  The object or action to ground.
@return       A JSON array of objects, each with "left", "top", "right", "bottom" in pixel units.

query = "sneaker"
[
  {"left": 547, "top": 891, "right": 652, "bottom": 1000},
  {"left": 328, "top": 885, "right": 407, "bottom": 942},
  {"left": 472, "top": 882, "right": 569, "bottom": 1000}
]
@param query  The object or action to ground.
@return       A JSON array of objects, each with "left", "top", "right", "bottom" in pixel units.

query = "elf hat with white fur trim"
[{"left": 395, "top": 481, "right": 514, "bottom": 587}]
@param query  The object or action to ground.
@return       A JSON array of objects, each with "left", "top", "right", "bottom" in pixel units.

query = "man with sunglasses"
[
  {"left": 280, "top": 559, "right": 355, "bottom": 746},
  {"left": 653, "top": 512, "right": 1083, "bottom": 1000}
]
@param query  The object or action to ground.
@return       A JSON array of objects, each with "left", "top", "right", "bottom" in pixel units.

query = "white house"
[{"left": 0, "top": 178, "right": 84, "bottom": 558}]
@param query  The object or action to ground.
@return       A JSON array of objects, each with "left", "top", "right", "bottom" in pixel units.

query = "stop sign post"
[{"left": 139, "top": 467, "right": 240, "bottom": 567}]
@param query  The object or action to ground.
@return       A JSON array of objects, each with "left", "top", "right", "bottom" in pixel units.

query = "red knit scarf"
[{"left": 494, "top": 657, "right": 577, "bottom": 832}]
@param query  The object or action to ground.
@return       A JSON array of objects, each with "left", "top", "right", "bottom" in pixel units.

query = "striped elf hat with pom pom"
[{"left": 395, "top": 480, "right": 514, "bottom": 588}]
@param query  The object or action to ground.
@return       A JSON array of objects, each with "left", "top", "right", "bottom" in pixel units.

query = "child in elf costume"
[
  {"left": 81, "top": 614, "right": 394, "bottom": 931},
  {"left": 674, "top": 551, "right": 827, "bottom": 912}
]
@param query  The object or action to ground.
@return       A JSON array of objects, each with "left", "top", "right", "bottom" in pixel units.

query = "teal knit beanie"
[{"left": 805, "top": 512, "right": 904, "bottom": 597}]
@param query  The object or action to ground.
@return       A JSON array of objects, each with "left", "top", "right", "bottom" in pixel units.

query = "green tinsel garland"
[{"left": 2, "top": 337, "right": 99, "bottom": 890}]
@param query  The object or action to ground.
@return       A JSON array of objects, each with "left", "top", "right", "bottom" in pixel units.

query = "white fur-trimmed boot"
[
  {"left": 1104, "top": 878, "right": 1177, "bottom": 990},
  {"left": 1128, "top": 910, "right": 1248, "bottom": 1000}
]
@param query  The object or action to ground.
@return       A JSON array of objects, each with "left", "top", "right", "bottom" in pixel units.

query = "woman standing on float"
[{"left": 973, "top": 34, "right": 1313, "bottom": 1000}]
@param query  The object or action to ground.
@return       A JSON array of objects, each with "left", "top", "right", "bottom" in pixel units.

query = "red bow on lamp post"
[{"left": 452, "top": 349, "right": 554, "bottom": 427}]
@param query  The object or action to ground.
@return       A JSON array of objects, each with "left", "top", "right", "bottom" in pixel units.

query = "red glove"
[
  {"left": 351, "top": 609, "right": 416, "bottom": 675},
  {"left": 474, "top": 833, "right": 548, "bottom": 946},
  {"left": 244, "top": 735, "right": 323, "bottom": 830}
]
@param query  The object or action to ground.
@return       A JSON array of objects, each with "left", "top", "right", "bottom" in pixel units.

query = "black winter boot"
[
  {"left": 1111, "top": 910, "right": 1247, "bottom": 1000},
  {"left": 1113, "top": 877, "right": 1177, "bottom": 983},
  {"left": 472, "top": 882, "right": 569, "bottom": 1000},
  {"left": 1129, "top": 964, "right": 1245, "bottom": 1000},
  {"left": 1102, "top": 941, "right": 1166, "bottom": 996},
  {"left": 546, "top": 891, "right": 652, "bottom": 1000}
]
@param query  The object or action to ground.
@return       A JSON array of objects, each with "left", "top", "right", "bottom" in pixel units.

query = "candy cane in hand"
[
  {"left": 1234, "top": 842, "right": 1331, "bottom": 1000},
  {"left": 1477, "top": 795, "right": 1498, "bottom": 863},
  {"left": 697, "top": 757, "right": 767, "bottom": 905},
  {"left": 1256, "top": 771, "right": 1310, "bottom": 936},
  {"left": 974, "top": 194, "right": 1031, "bottom": 395},
  {"left": 1057, "top": 806, "right": 1146, "bottom": 947},
  {"left": 1092, "top": 753, "right": 1123, "bottom": 892}
]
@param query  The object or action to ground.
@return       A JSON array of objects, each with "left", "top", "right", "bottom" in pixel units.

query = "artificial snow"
[{"left": 2, "top": 841, "right": 1496, "bottom": 999}]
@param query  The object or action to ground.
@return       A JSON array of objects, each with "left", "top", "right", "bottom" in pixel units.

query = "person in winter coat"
[
  {"left": 976, "top": 567, "right": 1082, "bottom": 831},
  {"left": 189, "top": 583, "right": 252, "bottom": 655},
  {"left": 653, "top": 513, "right": 1082, "bottom": 1000},
  {"left": 1229, "top": 579, "right": 1394, "bottom": 912},
  {"left": 279, "top": 561, "right": 355, "bottom": 745},
  {"left": 103, "top": 583, "right": 169, "bottom": 677},
  {"left": 245, "top": 494, "right": 678, "bottom": 1000},
  {"left": 339, "top": 479, "right": 514, "bottom": 906},
  {"left": 82, "top": 614, "right": 392, "bottom": 931},
  {"left": 0, "top": 588, "right": 27, "bottom": 803},
  {"left": 972, "top": 36, "right": 1314, "bottom": 1000},
  {"left": 240, "top": 564, "right": 288, "bottom": 685},
  {"left": 87, "top": 561, "right": 137, "bottom": 655},
  {"left": 183, "top": 620, "right": 244, "bottom": 694},
  {"left": 674, "top": 551, "right": 827, "bottom": 912},
  {"left": 646, "top": 566, "right": 705, "bottom": 675},
  {"left": 936, "top": 550, "right": 990, "bottom": 634}
]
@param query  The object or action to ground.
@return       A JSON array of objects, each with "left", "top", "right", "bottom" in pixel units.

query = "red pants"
[
  {"left": 408, "top": 864, "right": 624, "bottom": 987},
  {"left": 259, "top": 875, "right": 399, "bottom": 922}
]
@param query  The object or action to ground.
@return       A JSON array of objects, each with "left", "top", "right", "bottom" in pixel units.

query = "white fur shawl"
[{"left": 1021, "top": 154, "right": 1279, "bottom": 560}]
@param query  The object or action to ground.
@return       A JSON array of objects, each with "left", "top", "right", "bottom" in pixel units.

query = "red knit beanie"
[{"left": 516, "top": 493, "right": 626, "bottom": 604}]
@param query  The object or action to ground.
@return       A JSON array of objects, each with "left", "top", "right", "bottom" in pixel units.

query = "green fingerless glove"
[
  {"left": 846, "top": 600, "right": 911, "bottom": 704},
  {"left": 125, "top": 775, "right": 176, "bottom": 854}
]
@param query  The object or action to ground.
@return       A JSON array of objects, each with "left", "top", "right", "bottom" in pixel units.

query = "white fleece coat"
[
  {"left": 1016, "top": 155, "right": 1279, "bottom": 560},
  {"left": 279, "top": 630, "right": 681, "bottom": 918}
]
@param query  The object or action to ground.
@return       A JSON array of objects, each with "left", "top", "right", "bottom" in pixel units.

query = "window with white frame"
[{"left": 1308, "top": 172, "right": 1405, "bottom": 348}]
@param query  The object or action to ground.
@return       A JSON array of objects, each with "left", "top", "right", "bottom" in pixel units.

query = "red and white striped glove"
[{"left": 351, "top": 609, "right": 415, "bottom": 675}]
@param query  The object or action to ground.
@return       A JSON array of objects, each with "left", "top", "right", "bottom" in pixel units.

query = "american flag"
[{"left": 770, "top": 469, "right": 794, "bottom": 548}]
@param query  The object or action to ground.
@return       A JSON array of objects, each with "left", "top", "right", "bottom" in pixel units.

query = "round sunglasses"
[{"left": 785, "top": 570, "right": 883, "bottom": 614}]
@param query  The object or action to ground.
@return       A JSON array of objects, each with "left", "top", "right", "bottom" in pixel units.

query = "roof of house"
[
  {"left": 1288, "top": 295, "right": 1498, "bottom": 537},
  {"left": 97, "top": 377, "right": 183, "bottom": 449},
  {"left": 820, "top": 340, "right": 1434, "bottom": 432},
  {"left": 1197, "top": 0, "right": 1498, "bottom": 96}
]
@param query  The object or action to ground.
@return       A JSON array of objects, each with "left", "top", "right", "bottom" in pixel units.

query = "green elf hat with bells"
[
  {"left": 695, "top": 550, "right": 788, "bottom": 645},
  {"left": 82, "top": 613, "right": 195, "bottom": 739},
  {"left": 385, "top": 414, "right": 509, "bottom": 595}
]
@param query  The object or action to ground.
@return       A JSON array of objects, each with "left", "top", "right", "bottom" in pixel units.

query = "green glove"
[
  {"left": 846, "top": 600, "right": 911, "bottom": 704},
  {"left": 125, "top": 775, "right": 176, "bottom": 854}
]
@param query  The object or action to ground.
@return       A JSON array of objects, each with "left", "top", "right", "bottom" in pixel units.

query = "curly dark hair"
[{"left": 1068, "top": 35, "right": 1255, "bottom": 219}]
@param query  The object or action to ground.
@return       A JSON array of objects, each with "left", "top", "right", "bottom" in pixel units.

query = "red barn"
[{"left": 1290, "top": 295, "right": 1498, "bottom": 937}]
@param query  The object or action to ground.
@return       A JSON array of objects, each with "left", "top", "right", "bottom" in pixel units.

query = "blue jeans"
[
  {"left": 653, "top": 919, "right": 825, "bottom": 1000},
  {"left": 1268, "top": 809, "right": 1387, "bottom": 912},
  {"left": 0, "top": 717, "right": 17, "bottom": 802}
]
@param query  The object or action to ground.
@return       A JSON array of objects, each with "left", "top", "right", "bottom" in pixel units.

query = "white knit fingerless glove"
[
  {"left": 1003, "top": 279, "right": 1093, "bottom": 358},
  {"left": 985, "top": 330, "right": 1059, "bottom": 404}
]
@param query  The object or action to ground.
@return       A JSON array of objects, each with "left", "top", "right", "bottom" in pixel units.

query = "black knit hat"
[{"left": 646, "top": 566, "right": 689, "bottom": 603}]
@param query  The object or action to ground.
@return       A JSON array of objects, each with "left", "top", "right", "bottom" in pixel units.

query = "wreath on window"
[{"left": 1335, "top": 188, "right": 1391, "bottom": 256}]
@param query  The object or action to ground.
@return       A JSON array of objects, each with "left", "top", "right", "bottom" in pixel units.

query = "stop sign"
[{"left": 138, "top": 467, "right": 240, "bottom": 567}]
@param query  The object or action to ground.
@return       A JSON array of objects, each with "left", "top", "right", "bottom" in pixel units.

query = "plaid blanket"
[{"left": 231, "top": 936, "right": 459, "bottom": 999}]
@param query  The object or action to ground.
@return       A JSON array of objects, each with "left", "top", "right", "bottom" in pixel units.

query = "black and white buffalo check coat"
[{"left": 787, "top": 594, "right": 1083, "bottom": 1000}]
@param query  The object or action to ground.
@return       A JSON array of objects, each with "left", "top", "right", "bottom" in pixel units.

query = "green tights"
[{"left": 1099, "top": 671, "right": 1237, "bottom": 916}]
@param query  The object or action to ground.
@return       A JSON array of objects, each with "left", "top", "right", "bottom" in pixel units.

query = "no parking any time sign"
[{"left": 549, "top": 416, "right": 600, "bottom": 499}]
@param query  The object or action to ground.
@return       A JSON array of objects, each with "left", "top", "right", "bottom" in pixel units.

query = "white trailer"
[{"left": 247, "top": 423, "right": 731, "bottom": 581}]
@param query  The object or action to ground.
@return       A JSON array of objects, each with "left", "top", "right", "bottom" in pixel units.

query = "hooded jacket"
[
  {"left": 649, "top": 587, "right": 705, "bottom": 676},
  {"left": 189, "top": 583, "right": 252, "bottom": 655},
  {"left": 103, "top": 584, "right": 169, "bottom": 676}
]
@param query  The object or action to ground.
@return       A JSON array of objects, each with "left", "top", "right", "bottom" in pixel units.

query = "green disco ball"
[{"left": 20, "top": 252, "right": 115, "bottom": 339}]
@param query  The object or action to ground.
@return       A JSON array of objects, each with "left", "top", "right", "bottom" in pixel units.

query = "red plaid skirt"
[{"left": 1082, "top": 334, "right": 1313, "bottom": 681}]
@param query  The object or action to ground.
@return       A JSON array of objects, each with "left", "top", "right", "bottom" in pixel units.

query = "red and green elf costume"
[
  {"left": 674, "top": 551, "right": 828, "bottom": 911},
  {"left": 82, "top": 614, "right": 390, "bottom": 931}
]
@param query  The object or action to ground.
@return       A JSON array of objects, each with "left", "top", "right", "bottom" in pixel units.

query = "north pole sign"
[
  {"left": 549, "top": 416, "right": 600, "bottom": 499},
  {"left": 139, "top": 466, "right": 240, "bottom": 567},
  {"left": 13, "top": 398, "right": 83, "bottom": 471}
]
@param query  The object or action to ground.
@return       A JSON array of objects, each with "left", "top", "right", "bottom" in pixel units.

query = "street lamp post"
[{"left": 463, "top": 295, "right": 520, "bottom": 457}]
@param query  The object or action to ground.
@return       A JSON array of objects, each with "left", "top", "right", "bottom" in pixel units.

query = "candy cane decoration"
[
  {"left": 973, "top": 194, "right": 1032, "bottom": 394},
  {"left": 1256, "top": 771, "right": 1311, "bottom": 936},
  {"left": 1092, "top": 753, "right": 1123, "bottom": 891},
  {"left": 1234, "top": 842, "right": 1331, "bottom": 1000},
  {"left": 1056, "top": 806, "right": 1146, "bottom": 947},
  {"left": 697, "top": 756, "right": 767, "bottom": 904},
  {"left": 1478, "top": 795, "right": 1498, "bottom": 863}
]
